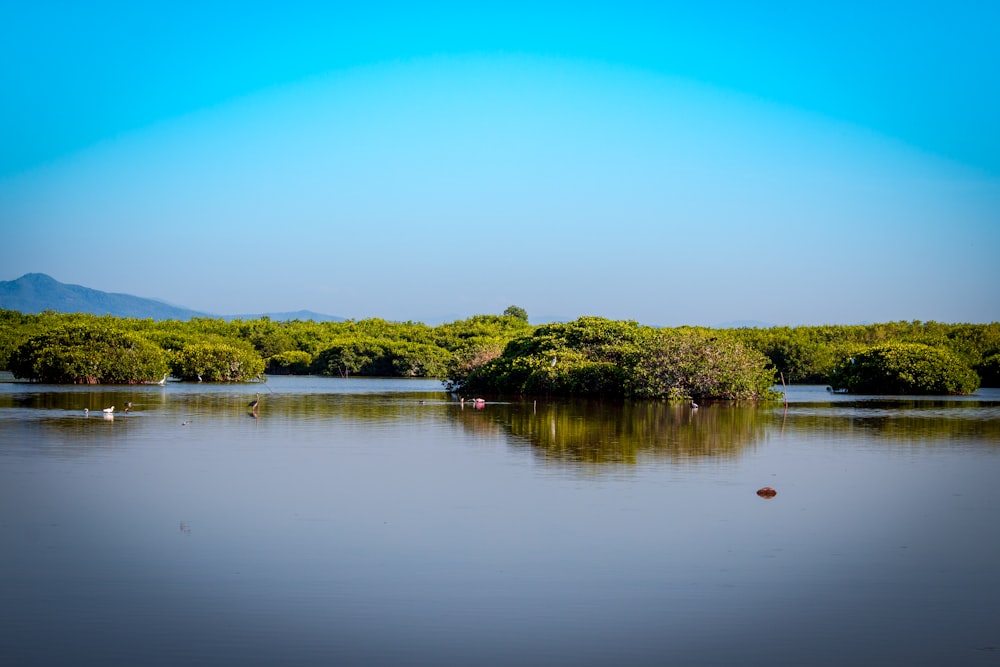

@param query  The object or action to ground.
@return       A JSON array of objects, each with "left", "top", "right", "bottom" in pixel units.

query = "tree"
[
  {"left": 976, "top": 353, "right": 1000, "bottom": 387},
  {"left": 265, "top": 350, "right": 313, "bottom": 375},
  {"left": 503, "top": 305, "right": 529, "bottom": 322},
  {"left": 450, "top": 317, "right": 779, "bottom": 400},
  {"left": 172, "top": 342, "right": 265, "bottom": 382},
  {"left": 9, "top": 323, "right": 167, "bottom": 384},
  {"left": 627, "top": 330, "right": 779, "bottom": 400},
  {"left": 829, "top": 343, "right": 980, "bottom": 395}
]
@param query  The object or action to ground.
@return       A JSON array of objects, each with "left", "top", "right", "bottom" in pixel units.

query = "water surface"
[{"left": 2, "top": 378, "right": 998, "bottom": 666}]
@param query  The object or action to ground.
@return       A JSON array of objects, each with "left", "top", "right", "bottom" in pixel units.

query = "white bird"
[
  {"left": 551, "top": 356, "right": 558, "bottom": 366},
  {"left": 102, "top": 406, "right": 114, "bottom": 414},
  {"left": 690, "top": 400, "right": 699, "bottom": 410},
  {"left": 83, "top": 408, "right": 89, "bottom": 416},
  {"left": 156, "top": 373, "right": 167, "bottom": 385}
]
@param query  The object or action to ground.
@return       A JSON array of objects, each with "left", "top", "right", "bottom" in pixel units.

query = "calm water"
[{"left": 1, "top": 377, "right": 999, "bottom": 666}]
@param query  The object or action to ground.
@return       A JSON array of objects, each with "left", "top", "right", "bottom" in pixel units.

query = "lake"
[{"left": 1, "top": 377, "right": 999, "bottom": 666}]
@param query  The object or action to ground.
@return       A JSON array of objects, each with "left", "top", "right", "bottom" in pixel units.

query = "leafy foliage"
[
  {"left": 1, "top": 309, "right": 996, "bottom": 392},
  {"left": 829, "top": 342, "right": 980, "bottom": 395},
  {"left": 172, "top": 342, "right": 265, "bottom": 382},
  {"left": 977, "top": 353, "right": 1000, "bottom": 388},
  {"left": 9, "top": 322, "right": 167, "bottom": 384},
  {"left": 503, "top": 305, "right": 529, "bottom": 322},
  {"left": 628, "top": 330, "right": 779, "bottom": 400},
  {"left": 265, "top": 350, "right": 313, "bottom": 375},
  {"left": 312, "top": 338, "right": 449, "bottom": 377},
  {"left": 452, "top": 317, "right": 779, "bottom": 400},
  {"left": 731, "top": 320, "right": 1000, "bottom": 385}
]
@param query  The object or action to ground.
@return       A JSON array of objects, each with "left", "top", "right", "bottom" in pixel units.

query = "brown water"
[{"left": 1, "top": 378, "right": 999, "bottom": 666}]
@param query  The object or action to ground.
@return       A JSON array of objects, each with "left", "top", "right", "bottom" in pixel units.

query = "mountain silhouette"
[{"left": 0, "top": 273, "right": 342, "bottom": 322}]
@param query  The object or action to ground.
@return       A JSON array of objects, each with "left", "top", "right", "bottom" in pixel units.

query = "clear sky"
[{"left": 2, "top": 1, "right": 998, "bottom": 325}]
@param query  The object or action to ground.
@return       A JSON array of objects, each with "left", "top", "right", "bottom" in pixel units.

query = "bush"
[
  {"left": 974, "top": 352, "right": 1000, "bottom": 388},
  {"left": 265, "top": 350, "right": 313, "bottom": 375},
  {"left": 829, "top": 343, "right": 980, "bottom": 395},
  {"left": 173, "top": 342, "right": 265, "bottom": 382},
  {"left": 312, "top": 338, "right": 449, "bottom": 378},
  {"left": 627, "top": 330, "right": 779, "bottom": 400},
  {"left": 9, "top": 323, "right": 168, "bottom": 384},
  {"left": 451, "top": 317, "right": 779, "bottom": 400}
]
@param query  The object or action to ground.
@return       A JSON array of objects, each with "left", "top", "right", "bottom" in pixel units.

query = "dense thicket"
[
  {"left": 730, "top": 321, "right": 1000, "bottom": 385},
  {"left": 829, "top": 343, "right": 980, "bottom": 395},
  {"left": 0, "top": 309, "right": 996, "bottom": 393},
  {"left": 172, "top": 341, "right": 265, "bottom": 382},
  {"left": 0, "top": 310, "right": 532, "bottom": 385},
  {"left": 8, "top": 322, "right": 168, "bottom": 384},
  {"left": 449, "top": 317, "right": 780, "bottom": 400}
]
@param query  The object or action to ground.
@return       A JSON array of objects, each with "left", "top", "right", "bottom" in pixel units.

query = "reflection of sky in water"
[{"left": 1, "top": 378, "right": 999, "bottom": 665}]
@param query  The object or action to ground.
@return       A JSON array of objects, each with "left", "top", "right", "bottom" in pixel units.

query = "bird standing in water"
[
  {"left": 124, "top": 402, "right": 133, "bottom": 414},
  {"left": 248, "top": 393, "right": 260, "bottom": 412}
]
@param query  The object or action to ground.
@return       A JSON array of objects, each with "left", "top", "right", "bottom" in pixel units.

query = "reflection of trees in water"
[
  {"left": 4, "top": 390, "right": 452, "bottom": 432},
  {"left": 455, "top": 400, "right": 768, "bottom": 464},
  {"left": 776, "top": 399, "right": 1000, "bottom": 445},
  {"left": 242, "top": 392, "right": 450, "bottom": 424},
  {"left": 9, "top": 388, "right": 997, "bottom": 459}
]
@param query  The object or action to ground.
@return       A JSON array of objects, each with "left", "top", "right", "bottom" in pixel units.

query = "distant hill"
[
  {"left": 0, "top": 274, "right": 343, "bottom": 322},
  {"left": 0, "top": 273, "right": 210, "bottom": 320}
]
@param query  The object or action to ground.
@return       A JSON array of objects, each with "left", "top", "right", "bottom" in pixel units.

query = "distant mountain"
[
  {"left": 0, "top": 273, "right": 210, "bottom": 320},
  {"left": 0, "top": 274, "right": 343, "bottom": 322}
]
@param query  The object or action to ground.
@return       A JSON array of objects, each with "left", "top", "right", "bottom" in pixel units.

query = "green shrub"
[
  {"left": 173, "top": 342, "right": 265, "bottom": 382},
  {"left": 627, "top": 330, "right": 779, "bottom": 400},
  {"left": 312, "top": 337, "right": 449, "bottom": 377},
  {"left": 975, "top": 352, "right": 1000, "bottom": 387},
  {"left": 9, "top": 323, "right": 167, "bottom": 384},
  {"left": 265, "top": 350, "right": 313, "bottom": 375},
  {"left": 452, "top": 317, "right": 779, "bottom": 400},
  {"left": 829, "top": 342, "right": 980, "bottom": 395}
]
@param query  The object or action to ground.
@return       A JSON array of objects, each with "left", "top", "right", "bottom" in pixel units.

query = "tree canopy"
[
  {"left": 8, "top": 322, "right": 168, "bottom": 384},
  {"left": 829, "top": 343, "right": 980, "bottom": 395},
  {"left": 1, "top": 309, "right": 996, "bottom": 393},
  {"left": 448, "top": 317, "right": 781, "bottom": 400}
]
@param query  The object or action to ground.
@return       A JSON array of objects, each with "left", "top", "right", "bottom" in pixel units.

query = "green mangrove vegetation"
[
  {"left": 828, "top": 342, "right": 980, "bottom": 395},
  {"left": 0, "top": 307, "right": 996, "bottom": 396},
  {"left": 7, "top": 322, "right": 168, "bottom": 384},
  {"left": 447, "top": 317, "right": 779, "bottom": 400}
]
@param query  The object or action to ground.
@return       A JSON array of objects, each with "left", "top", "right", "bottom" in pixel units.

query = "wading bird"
[
  {"left": 156, "top": 373, "right": 167, "bottom": 385},
  {"left": 124, "top": 402, "right": 133, "bottom": 414},
  {"left": 690, "top": 400, "right": 699, "bottom": 410},
  {"left": 248, "top": 393, "right": 260, "bottom": 411},
  {"left": 102, "top": 406, "right": 114, "bottom": 414}
]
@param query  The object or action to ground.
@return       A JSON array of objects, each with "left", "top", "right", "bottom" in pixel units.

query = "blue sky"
[{"left": 2, "top": 1, "right": 998, "bottom": 325}]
